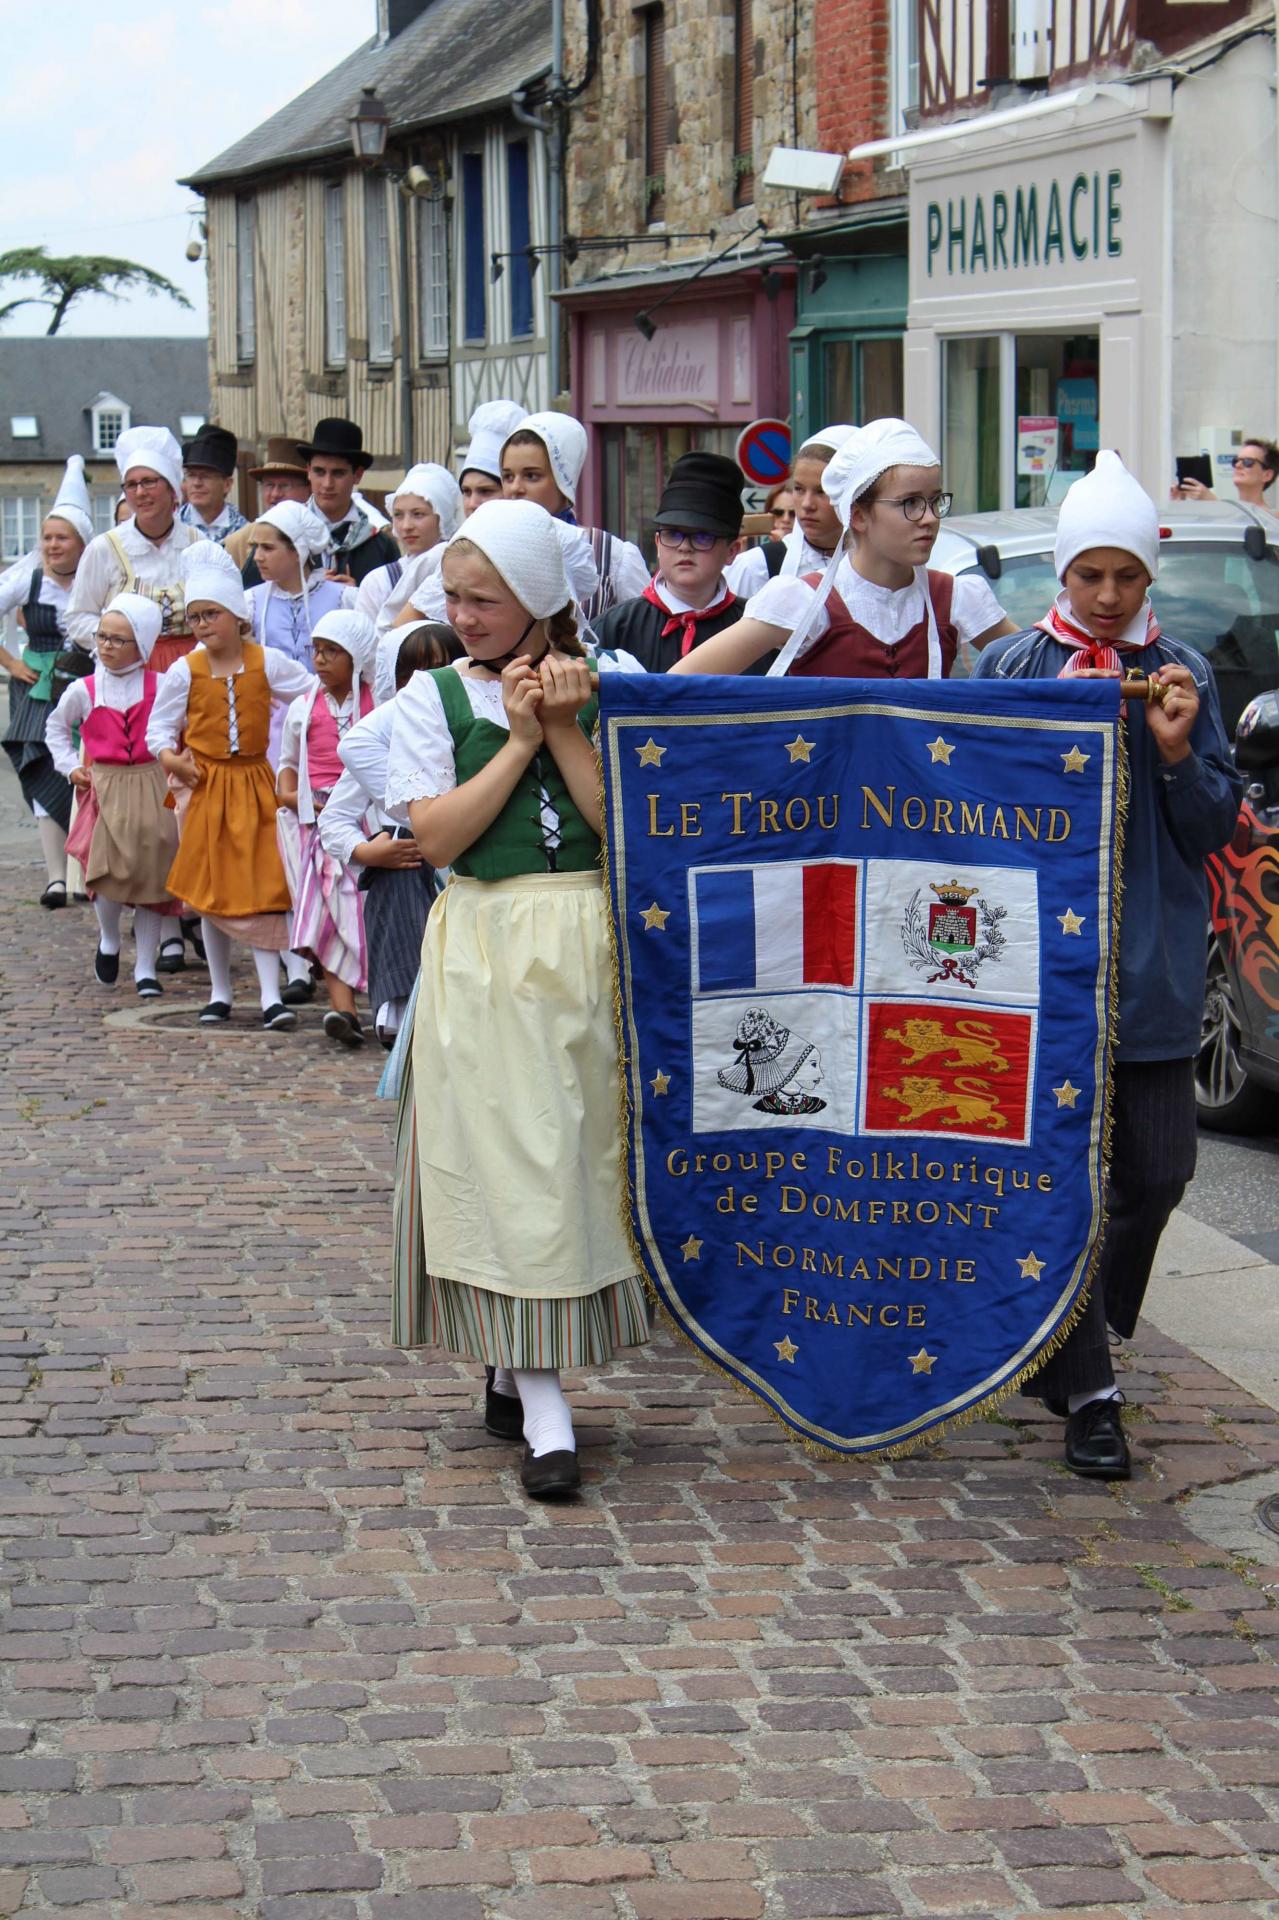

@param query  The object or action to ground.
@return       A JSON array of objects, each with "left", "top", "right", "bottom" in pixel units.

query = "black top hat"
[
  {"left": 295, "top": 418, "right": 377, "bottom": 469},
  {"left": 653, "top": 451, "right": 744, "bottom": 538},
  {"left": 182, "top": 423, "right": 238, "bottom": 476}
]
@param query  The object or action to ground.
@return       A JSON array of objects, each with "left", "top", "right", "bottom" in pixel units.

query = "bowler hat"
[
  {"left": 182, "top": 423, "right": 238, "bottom": 476},
  {"left": 653, "top": 451, "right": 744, "bottom": 538},
  {"left": 296, "top": 417, "right": 377, "bottom": 469},
  {"left": 249, "top": 435, "right": 310, "bottom": 480}
]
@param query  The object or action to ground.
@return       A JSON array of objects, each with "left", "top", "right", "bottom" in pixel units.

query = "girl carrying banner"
[
  {"left": 383, "top": 500, "right": 649, "bottom": 1501},
  {"left": 972, "top": 452, "right": 1241, "bottom": 1479}
]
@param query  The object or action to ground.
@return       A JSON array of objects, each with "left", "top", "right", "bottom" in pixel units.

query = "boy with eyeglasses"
[
  {"left": 674, "top": 419, "right": 1016, "bottom": 681},
  {"left": 591, "top": 453, "right": 767, "bottom": 673}
]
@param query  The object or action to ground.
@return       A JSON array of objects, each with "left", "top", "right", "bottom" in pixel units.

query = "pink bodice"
[{"left": 80, "top": 672, "right": 160, "bottom": 766}]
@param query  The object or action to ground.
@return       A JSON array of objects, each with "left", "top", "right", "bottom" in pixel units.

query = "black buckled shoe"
[
  {"left": 156, "top": 935, "right": 186, "bottom": 974},
  {"left": 39, "top": 880, "right": 68, "bottom": 909},
  {"left": 484, "top": 1368, "right": 524, "bottom": 1441},
  {"left": 94, "top": 946, "right": 120, "bottom": 986},
  {"left": 520, "top": 1447, "right": 581, "bottom": 1500},
  {"left": 1064, "top": 1395, "right": 1130, "bottom": 1480}
]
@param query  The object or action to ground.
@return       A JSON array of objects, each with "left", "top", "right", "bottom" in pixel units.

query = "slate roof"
[
  {"left": 0, "top": 338, "right": 208, "bottom": 466},
  {"left": 182, "top": 0, "right": 551, "bottom": 190}
]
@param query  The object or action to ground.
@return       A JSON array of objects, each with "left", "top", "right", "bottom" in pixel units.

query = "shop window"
[
  {"left": 820, "top": 334, "right": 904, "bottom": 426},
  {"left": 733, "top": 0, "right": 755, "bottom": 207},
  {"left": 944, "top": 336, "right": 1002, "bottom": 514},
  {"left": 324, "top": 181, "right": 348, "bottom": 367},
  {"left": 365, "top": 175, "right": 395, "bottom": 367},
  {"left": 600, "top": 423, "right": 740, "bottom": 560},
  {"left": 462, "top": 151, "right": 487, "bottom": 344},
  {"left": 507, "top": 140, "right": 534, "bottom": 339},
  {"left": 943, "top": 330, "right": 1099, "bottom": 512},
  {"left": 643, "top": 7, "right": 668, "bottom": 224}
]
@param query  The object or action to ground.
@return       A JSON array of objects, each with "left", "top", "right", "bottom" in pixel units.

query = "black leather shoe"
[
  {"left": 40, "top": 880, "right": 68, "bottom": 909},
  {"left": 484, "top": 1369, "right": 524, "bottom": 1441},
  {"left": 263, "top": 1003, "right": 298, "bottom": 1031},
  {"left": 136, "top": 977, "right": 163, "bottom": 999},
  {"left": 520, "top": 1447, "right": 581, "bottom": 1500},
  {"left": 1064, "top": 1396, "right": 1130, "bottom": 1480},
  {"left": 156, "top": 935, "right": 186, "bottom": 974},
  {"left": 94, "top": 946, "right": 120, "bottom": 986},
  {"left": 198, "top": 1001, "right": 231, "bottom": 1025},
  {"left": 282, "top": 975, "right": 317, "bottom": 1005}
]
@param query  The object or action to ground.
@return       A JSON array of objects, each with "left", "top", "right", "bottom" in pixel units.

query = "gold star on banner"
[
  {"left": 1018, "top": 1251, "right": 1046, "bottom": 1282},
  {"left": 1061, "top": 745, "right": 1090, "bottom": 773},
  {"left": 927, "top": 736, "right": 954, "bottom": 765},
  {"left": 650, "top": 1070, "right": 670, "bottom": 1097},
  {"left": 785, "top": 735, "right": 815, "bottom": 763},
  {"left": 775, "top": 1335, "right": 799, "bottom": 1363},
  {"left": 636, "top": 737, "right": 666, "bottom": 767},
  {"left": 680, "top": 1233, "right": 703, "bottom": 1262},
  {"left": 641, "top": 901, "right": 671, "bottom": 932},
  {"left": 1053, "top": 1080, "right": 1081, "bottom": 1109},
  {"left": 1057, "top": 908, "right": 1085, "bottom": 936},
  {"left": 908, "top": 1347, "right": 936, "bottom": 1375}
]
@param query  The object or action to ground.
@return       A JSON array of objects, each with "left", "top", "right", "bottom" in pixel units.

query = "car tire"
[{"left": 1195, "top": 934, "right": 1276, "bottom": 1133}]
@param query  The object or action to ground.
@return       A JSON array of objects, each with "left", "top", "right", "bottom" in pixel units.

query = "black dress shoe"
[
  {"left": 1064, "top": 1396, "right": 1130, "bottom": 1480},
  {"left": 135, "top": 977, "right": 163, "bottom": 999},
  {"left": 40, "top": 880, "right": 68, "bottom": 909},
  {"left": 282, "top": 975, "right": 317, "bottom": 1005},
  {"left": 263, "top": 1002, "right": 298, "bottom": 1031},
  {"left": 323, "top": 1009, "right": 366, "bottom": 1047},
  {"left": 520, "top": 1447, "right": 581, "bottom": 1500},
  {"left": 94, "top": 947, "right": 120, "bottom": 986},
  {"left": 198, "top": 1001, "right": 231, "bottom": 1025},
  {"left": 156, "top": 935, "right": 186, "bottom": 974},
  {"left": 484, "top": 1369, "right": 524, "bottom": 1441}
]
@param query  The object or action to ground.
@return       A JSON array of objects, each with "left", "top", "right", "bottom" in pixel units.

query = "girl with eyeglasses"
[{"left": 675, "top": 419, "right": 1016, "bottom": 682}]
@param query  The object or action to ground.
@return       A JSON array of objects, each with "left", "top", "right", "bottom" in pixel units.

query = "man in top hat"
[
  {"left": 178, "top": 425, "right": 248, "bottom": 546},
  {"left": 297, "top": 417, "right": 399, "bottom": 587},
  {"left": 591, "top": 452, "right": 767, "bottom": 673},
  {"left": 225, "top": 437, "right": 311, "bottom": 573}
]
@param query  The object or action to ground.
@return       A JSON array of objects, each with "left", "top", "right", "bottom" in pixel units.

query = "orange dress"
[{"left": 164, "top": 643, "right": 292, "bottom": 935}]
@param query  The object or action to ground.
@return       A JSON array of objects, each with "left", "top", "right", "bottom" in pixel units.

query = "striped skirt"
[
  {"left": 360, "top": 854, "right": 437, "bottom": 1012},
  {"left": 3, "top": 680, "right": 71, "bottom": 828},
  {"left": 277, "top": 812, "right": 367, "bottom": 989}
]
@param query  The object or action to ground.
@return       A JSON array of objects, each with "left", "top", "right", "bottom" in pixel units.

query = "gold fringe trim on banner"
[{"left": 598, "top": 708, "right": 1131, "bottom": 1463}]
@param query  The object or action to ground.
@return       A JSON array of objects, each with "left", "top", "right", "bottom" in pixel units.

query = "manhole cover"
[{"left": 1258, "top": 1493, "right": 1279, "bottom": 1538}]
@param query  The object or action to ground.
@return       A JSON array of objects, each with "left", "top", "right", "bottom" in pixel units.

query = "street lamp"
[
  {"left": 349, "top": 86, "right": 390, "bottom": 164},
  {"left": 348, "top": 85, "right": 412, "bottom": 470}
]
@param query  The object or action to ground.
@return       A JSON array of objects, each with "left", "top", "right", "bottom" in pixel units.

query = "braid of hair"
[{"left": 545, "top": 602, "right": 586, "bottom": 658}]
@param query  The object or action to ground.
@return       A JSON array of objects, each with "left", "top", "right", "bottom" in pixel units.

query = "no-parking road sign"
[{"left": 735, "top": 419, "right": 792, "bottom": 488}]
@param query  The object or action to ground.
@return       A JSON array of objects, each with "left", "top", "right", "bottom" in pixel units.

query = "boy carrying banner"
[
  {"left": 672, "top": 418, "right": 1017, "bottom": 681},
  {"left": 972, "top": 452, "right": 1241, "bottom": 1479}
]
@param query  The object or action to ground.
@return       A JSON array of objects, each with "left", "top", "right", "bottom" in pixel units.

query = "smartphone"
[{"left": 1175, "top": 454, "right": 1213, "bottom": 490}]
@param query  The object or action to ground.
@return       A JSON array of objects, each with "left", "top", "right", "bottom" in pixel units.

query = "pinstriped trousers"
[{"left": 1033, "top": 1058, "right": 1198, "bottom": 1401}]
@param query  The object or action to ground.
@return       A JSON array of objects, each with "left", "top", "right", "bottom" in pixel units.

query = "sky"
[{"left": 0, "top": 0, "right": 368, "bottom": 339}]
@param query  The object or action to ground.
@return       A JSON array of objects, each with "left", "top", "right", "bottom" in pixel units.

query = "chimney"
[{"left": 377, "top": 0, "right": 432, "bottom": 37}]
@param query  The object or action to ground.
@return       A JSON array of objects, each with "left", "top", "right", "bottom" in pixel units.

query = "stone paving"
[{"left": 2, "top": 806, "right": 1279, "bottom": 1920}]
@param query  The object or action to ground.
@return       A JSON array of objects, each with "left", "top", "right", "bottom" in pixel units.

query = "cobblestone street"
[{"left": 2, "top": 779, "right": 1279, "bottom": 1920}]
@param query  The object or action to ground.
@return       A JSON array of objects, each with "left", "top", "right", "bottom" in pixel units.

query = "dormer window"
[{"left": 90, "top": 393, "right": 131, "bottom": 454}]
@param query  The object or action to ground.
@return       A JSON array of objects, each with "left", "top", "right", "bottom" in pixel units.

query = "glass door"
[{"left": 819, "top": 333, "right": 904, "bottom": 428}]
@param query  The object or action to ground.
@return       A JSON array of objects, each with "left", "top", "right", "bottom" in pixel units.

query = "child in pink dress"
[{"left": 276, "top": 609, "right": 378, "bottom": 1045}]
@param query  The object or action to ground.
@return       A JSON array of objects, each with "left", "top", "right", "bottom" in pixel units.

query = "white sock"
[
  {"left": 376, "top": 998, "right": 403, "bottom": 1039},
  {"left": 492, "top": 1367, "right": 517, "bottom": 1398},
  {"left": 513, "top": 1369, "right": 576, "bottom": 1457},
  {"left": 37, "top": 814, "right": 68, "bottom": 885},
  {"left": 252, "top": 947, "right": 281, "bottom": 1009},
  {"left": 201, "top": 918, "right": 233, "bottom": 1006},
  {"left": 283, "top": 948, "right": 311, "bottom": 983},
  {"left": 93, "top": 896, "right": 123, "bottom": 954},
  {"left": 1068, "top": 1387, "right": 1122, "bottom": 1414},
  {"left": 134, "top": 908, "right": 163, "bottom": 981}
]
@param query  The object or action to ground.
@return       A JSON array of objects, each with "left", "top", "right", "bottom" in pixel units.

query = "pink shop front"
[{"left": 562, "top": 266, "right": 796, "bottom": 557}]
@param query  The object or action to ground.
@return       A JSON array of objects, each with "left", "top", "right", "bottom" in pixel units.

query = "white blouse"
[
  {"left": 726, "top": 528, "right": 833, "bottom": 598},
  {"left": 744, "top": 564, "right": 1008, "bottom": 658},
  {"left": 383, "top": 650, "right": 643, "bottom": 820},
  {"left": 45, "top": 664, "right": 148, "bottom": 776},
  {"left": 145, "top": 646, "right": 316, "bottom": 756},
  {"left": 0, "top": 554, "right": 72, "bottom": 630}
]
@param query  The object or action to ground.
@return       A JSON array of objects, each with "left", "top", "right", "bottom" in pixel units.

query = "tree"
[{"left": 0, "top": 247, "right": 193, "bottom": 336}]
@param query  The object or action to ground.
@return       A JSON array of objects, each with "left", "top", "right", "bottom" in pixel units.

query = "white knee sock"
[
  {"left": 36, "top": 814, "right": 68, "bottom": 885},
  {"left": 513, "top": 1369, "right": 576, "bottom": 1457},
  {"left": 252, "top": 947, "right": 281, "bottom": 1009},
  {"left": 492, "top": 1366, "right": 517, "bottom": 1398},
  {"left": 133, "top": 908, "right": 163, "bottom": 981},
  {"left": 201, "top": 918, "right": 233, "bottom": 1006},
  {"left": 93, "top": 896, "right": 123, "bottom": 954},
  {"left": 283, "top": 948, "right": 311, "bottom": 983},
  {"left": 1068, "top": 1387, "right": 1122, "bottom": 1414}
]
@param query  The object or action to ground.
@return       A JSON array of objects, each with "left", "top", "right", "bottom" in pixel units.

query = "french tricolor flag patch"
[{"left": 692, "top": 860, "right": 860, "bottom": 995}]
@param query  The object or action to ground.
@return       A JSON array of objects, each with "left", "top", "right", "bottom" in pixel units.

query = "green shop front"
[{"left": 785, "top": 204, "right": 909, "bottom": 449}]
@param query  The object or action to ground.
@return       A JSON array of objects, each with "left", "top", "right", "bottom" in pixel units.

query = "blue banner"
[{"left": 600, "top": 673, "right": 1124, "bottom": 1455}]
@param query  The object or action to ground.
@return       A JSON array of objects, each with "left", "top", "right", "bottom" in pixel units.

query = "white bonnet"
[
  {"left": 311, "top": 607, "right": 379, "bottom": 682},
  {"left": 179, "top": 540, "right": 248, "bottom": 622},
  {"left": 507, "top": 411, "right": 588, "bottom": 504},
  {"left": 45, "top": 454, "right": 93, "bottom": 546},
  {"left": 462, "top": 400, "right": 529, "bottom": 482},
  {"left": 1054, "top": 450, "right": 1161, "bottom": 582},
  {"left": 391, "top": 463, "right": 463, "bottom": 538},
  {"left": 821, "top": 418, "right": 941, "bottom": 529},
  {"left": 114, "top": 426, "right": 183, "bottom": 497},
  {"left": 103, "top": 591, "right": 163, "bottom": 664},
  {"left": 256, "top": 501, "right": 331, "bottom": 568},
  {"left": 445, "top": 499, "right": 573, "bottom": 620},
  {"left": 798, "top": 423, "right": 857, "bottom": 459}
]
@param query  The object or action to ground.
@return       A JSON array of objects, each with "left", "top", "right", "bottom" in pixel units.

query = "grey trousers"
[{"left": 1033, "top": 1057, "right": 1198, "bottom": 1401}]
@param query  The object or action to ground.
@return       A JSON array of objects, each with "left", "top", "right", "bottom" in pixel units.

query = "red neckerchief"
[
  {"left": 1038, "top": 598, "right": 1160, "bottom": 714},
  {"left": 643, "top": 579, "right": 738, "bottom": 656}
]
